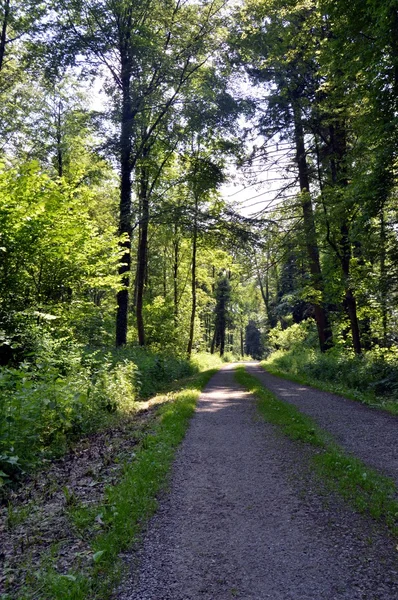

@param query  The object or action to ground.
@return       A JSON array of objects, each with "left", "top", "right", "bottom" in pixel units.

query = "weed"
[{"left": 6, "top": 502, "right": 31, "bottom": 529}]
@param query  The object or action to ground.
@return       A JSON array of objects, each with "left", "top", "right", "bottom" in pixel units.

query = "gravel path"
[
  {"left": 117, "top": 365, "right": 398, "bottom": 600},
  {"left": 247, "top": 364, "right": 398, "bottom": 487}
]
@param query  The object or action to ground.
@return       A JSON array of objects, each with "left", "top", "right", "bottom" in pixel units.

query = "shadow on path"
[{"left": 117, "top": 365, "right": 398, "bottom": 600}]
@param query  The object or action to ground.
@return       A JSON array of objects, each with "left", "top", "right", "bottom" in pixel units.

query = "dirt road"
[
  {"left": 247, "top": 363, "right": 398, "bottom": 487},
  {"left": 117, "top": 364, "right": 398, "bottom": 600}
]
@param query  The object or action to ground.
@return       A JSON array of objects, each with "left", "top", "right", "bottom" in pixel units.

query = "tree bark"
[
  {"left": 380, "top": 207, "right": 388, "bottom": 345},
  {"left": 0, "top": 0, "right": 9, "bottom": 74},
  {"left": 210, "top": 327, "right": 216, "bottom": 354},
  {"left": 329, "top": 123, "right": 361, "bottom": 354},
  {"left": 56, "top": 100, "right": 63, "bottom": 178},
  {"left": 136, "top": 162, "right": 149, "bottom": 347},
  {"left": 187, "top": 196, "right": 198, "bottom": 358},
  {"left": 173, "top": 223, "right": 179, "bottom": 328},
  {"left": 115, "top": 65, "right": 133, "bottom": 347},
  {"left": 292, "top": 100, "right": 333, "bottom": 352}
]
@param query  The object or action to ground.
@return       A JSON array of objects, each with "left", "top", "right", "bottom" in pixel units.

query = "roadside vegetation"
[
  {"left": 236, "top": 367, "right": 398, "bottom": 538},
  {"left": 0, "top": 348, "right": 224, "bottom": 491},
  {"left": 263, "top": 322, "right": 398, "bottom": 415},
  {"left": 1, "top": 367, "right": 218, "bottom": 599}
]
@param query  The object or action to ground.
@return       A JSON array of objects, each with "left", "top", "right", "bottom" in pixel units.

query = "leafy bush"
[
  {"left": 0, "top": 342, "right": 225, "bottom": 486},
  {"left": 0, "top": 346, "right": 141, "bottom": 485},
  {"left": 264, "top": 344, "right": 398, "bottom": 413},
  {"left": 268, "top": 320, "right": 318, "bottom": 351},
  {"left": 191, "top": 352, "right": 225, "bottom": 371}
]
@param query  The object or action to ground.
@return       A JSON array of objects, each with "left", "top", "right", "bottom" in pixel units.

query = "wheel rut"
[
  {"left": 117, "top": 364, "right": 398, "bottom": 600},
  {"left": 247, "top": 363, "right": 398, "bottom": 487}
]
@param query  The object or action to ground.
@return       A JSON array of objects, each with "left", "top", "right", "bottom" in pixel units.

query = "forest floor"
[
  {"left": 116, "top": 363, "right": 398, "bottom": 600},
  {"left": 0, "top": 393, "right": 171, "bottom": 598}
]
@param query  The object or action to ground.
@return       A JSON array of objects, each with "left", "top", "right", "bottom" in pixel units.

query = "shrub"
[
  {"left": 268, "top": 320, "right": 318, "bottom": 351},
  {"left": 264, "top": 344, "right": 398, "bottom": 412}
]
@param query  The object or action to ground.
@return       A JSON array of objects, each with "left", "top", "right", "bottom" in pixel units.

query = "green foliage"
[
  {"left": 264, "top": 346, "right": 398, "bottom": 414},
  {"left": 190, "top": 351, "right": 225, "bottom": 371},
  {"left": 0, "top": 161, "right": 120, "bottom": 346},
  {"left": 267, "top": 320, "right": 318, "bottom": 351},
  {"left": 0, "top": 340, "right": 223, "bottom": 487},
  {"left": 0, "top": 343, "right": 141, "bottom": 484}
]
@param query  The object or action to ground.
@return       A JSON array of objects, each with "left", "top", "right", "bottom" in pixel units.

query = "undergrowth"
[
  {"left": 263, "top": 346, "right": 398, "bottom": 414},
  {"left": 235, "top": 367, "right": 398, "bottom": 538},
  {"left": 0, "top": 343, "right": 224, "bottom": 488}
]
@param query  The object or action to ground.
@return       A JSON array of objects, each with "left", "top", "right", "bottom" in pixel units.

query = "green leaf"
[{"left": 92, "top": 550, "right": 105, "bottom": 563}]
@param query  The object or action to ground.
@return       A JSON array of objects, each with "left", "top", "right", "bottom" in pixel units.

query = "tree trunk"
[
  {"left": 380, "top": 207, "right": 388, "bottom": 345},
  {"left": 115, "top": 68, "right": 133, "bottom": 347},
  {"left": 136, "top": 163, "right": 149, "bottom": 347},
  {"left": 255, "top": 255, "right": 271, "bottom": 325},
  {"left": 187, "top": 196, "right": 198, "bottom": 358},
  {"left": 292, "top": 100, "right": 333, "bottom": 352},
  {"left": 56, "top": 100, "right": 63, "bottom": 178},
  {"left": 0, "top": 0, "right": 9, "bottom": 73},
  {"left": 173, "top": 223, "right": 179, "bottom": 328},
  {"left": 162, "top": 245, "right": 167, "bottom": 299},
  {"left": 210, "top": 327, "right": 216, "bottom": 354},
  {"left": 219, "top": 325, "right": 225, "bottom": 357},
  {"left": 329, "top": 123, "right": 362, "bottom": 354}
]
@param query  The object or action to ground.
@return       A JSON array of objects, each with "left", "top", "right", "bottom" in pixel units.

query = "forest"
[{"left": 1, "top": 0, "right": 398, "bottom": 485}]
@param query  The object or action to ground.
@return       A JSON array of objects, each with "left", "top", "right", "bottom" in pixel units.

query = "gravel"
[
  {"left": 116, "top": 364, "right": 398, "bottom": 600},
  {"left": 248, "top": 363, "right": 398, "bottom": 487}
]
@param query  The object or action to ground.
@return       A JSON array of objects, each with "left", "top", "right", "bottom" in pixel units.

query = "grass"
[
  {"left": 235, "top": 366, "right": 398, "bottom": 538},
  {"left": 8, "top": 368, "right": 217, "bottom": 600},
  {"left": 262, "top": 348, "right": 398, "bottom": 415}
]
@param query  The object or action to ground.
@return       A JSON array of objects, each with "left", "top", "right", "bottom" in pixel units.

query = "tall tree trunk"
[
  {"left": 210, "top": 327, "right": 216, "bottom": 354},
  {"left": 292, "top": 100, "right": 333, "bottom": 352},
  {"left": 0, "top": 0, "right": 9, "bottom": 73},
  {"left": 162, "top": 245, "right": 167, "bottom": 299},
  {"left": 173, "top": 223, "right": 179, "bottom": 328},
  {"left": 116, "top": 69, "right": 133, "bottom": 347},
  {"left": 219, "top": 322, "right": 225, "bottom": 357},
  {"left": 187, "top": 196, "right": 198, "bottom": 358},
  {"left": 136, "top": 163, "right": 149, "bottom": 347},
  {"left": 329, "top": 123, "right": 361, "bottom": 354},
  {"left": 56, "top": 100, "right": 63, "bottom": 178},
  {"left": 380, "top": 206, "right": 388, "bottom": 345},
  {"left": 254, "top": 255, "right": 271, "bottom": 325}
]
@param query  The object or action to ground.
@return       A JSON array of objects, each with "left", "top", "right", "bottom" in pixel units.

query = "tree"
[
  {"left": 54, "top": 0, "right": 227, "bottom": 346},
  {"left": 245, "top": 320, "right": 262, "bottom": 359},
  {"left": 231, "top": 0, "right": 333, "bottom": 351},
  {"left": 211, "top": 274, "right": 232, "bottom": 357}
]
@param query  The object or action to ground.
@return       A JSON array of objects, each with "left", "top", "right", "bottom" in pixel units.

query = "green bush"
[
  {"left": 264, "top": 344, "right": 398, "bottom": 412},
  {"left": 0, "top": 344, "right": 141, "bottom": 485},
  {"left": 0, "top": 343, "right": 222, "bottom": 485},
  {"left": 268, "top": 320, "right": 318, "bottom": 351}
]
